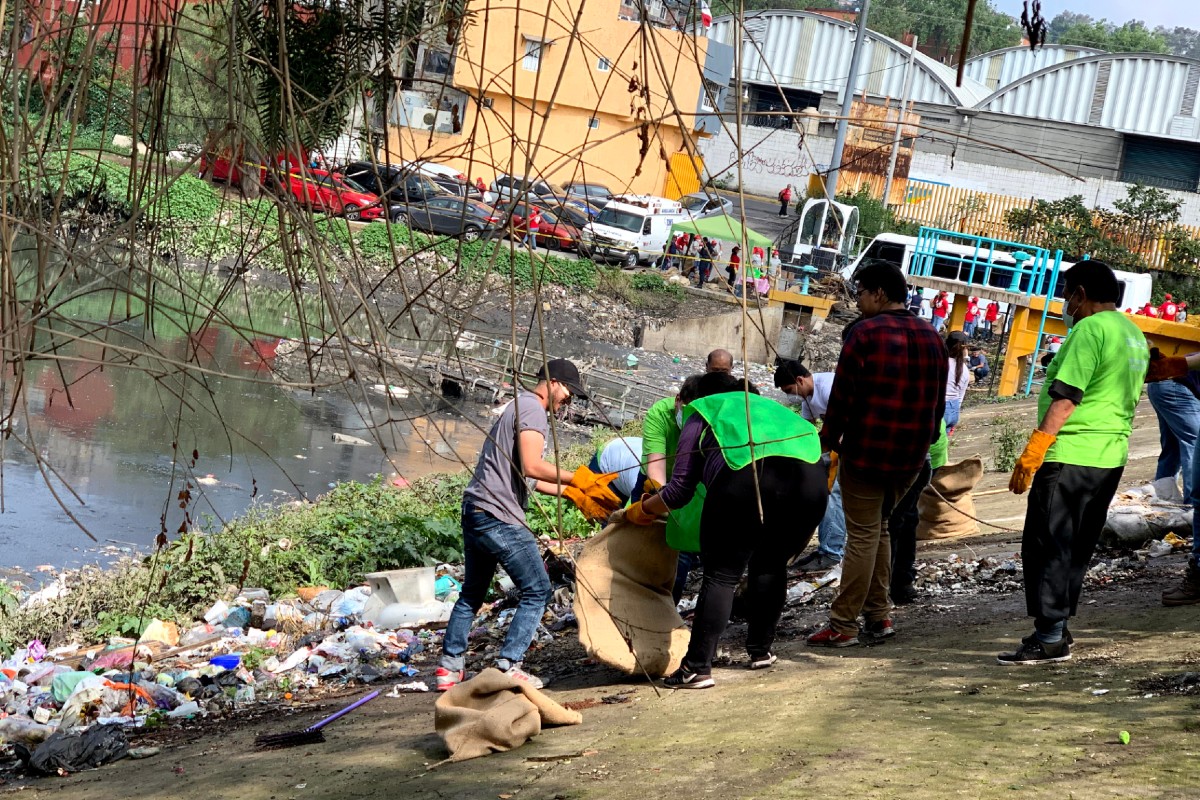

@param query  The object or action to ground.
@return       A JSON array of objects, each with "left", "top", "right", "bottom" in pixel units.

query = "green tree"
[
  {"left": 1156, "top": 26, "right": 1200, "bottom": 59},
  {"left": 1055, "top": 17, "right": 1169, "bottom": 53},
  {"left": 868, "top": 0, "right": 1021, "bottom": 60}
]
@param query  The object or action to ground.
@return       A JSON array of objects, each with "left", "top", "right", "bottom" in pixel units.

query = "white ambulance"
[{"left": 579, "top": 194, "right": 685, "bottom": 268}]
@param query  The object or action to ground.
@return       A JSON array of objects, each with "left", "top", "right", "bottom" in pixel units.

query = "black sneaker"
[
  {"left": 891, "top": 584, "right": 919, "bottom": 606},
  {"left": 663, "top": 666, "right": 715, "bottom": 689},
  {"left": 1021, "top": 629, "right": 1074, "bottom": 647},
  {"left": 747, "top": 652, "right": 777, "bottom": 670},
  {"left": 997, "top": 637, "right": 1071, "bottom": 666}
]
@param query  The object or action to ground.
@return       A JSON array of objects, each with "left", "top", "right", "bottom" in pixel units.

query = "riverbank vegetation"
[{"left": 0, "top": 467, "right": 603, "bottom": 656}]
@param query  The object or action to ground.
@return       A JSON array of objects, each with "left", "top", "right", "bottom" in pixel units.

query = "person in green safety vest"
[
  {"left": 620, "top": 372, "right": 829, "bottom": 690},
  {"left": 642, "top": 374, "right": 706, "bottom": 604},
  {"left": 888, "top": 420, "right": 948, "bottom": 606}
]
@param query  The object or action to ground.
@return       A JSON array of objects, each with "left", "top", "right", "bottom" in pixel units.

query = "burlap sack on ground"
[
  {"left": 573, "top": 519, "right": 689, "bottom": 677},
  {"left": 434, "top": 668, "right": 582, "bottom": 762},
  {"left": 917, "top": 457, "right": 983, "bottom": 540}
]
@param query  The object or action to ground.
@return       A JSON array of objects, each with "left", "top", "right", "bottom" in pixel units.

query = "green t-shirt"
[
  {"left": 642, "top": 396, "right": 680, "bottom": 476},
  {"left": 1038, "top": 309, "right": 1148, "bottom": 468},
  {"left": 929, "top": 420, "right": 948, "bottom": 470}
]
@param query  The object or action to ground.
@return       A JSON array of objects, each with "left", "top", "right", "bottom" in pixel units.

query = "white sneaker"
[{"left": 500, "top": 662, "right": 546, "bottom": 689}]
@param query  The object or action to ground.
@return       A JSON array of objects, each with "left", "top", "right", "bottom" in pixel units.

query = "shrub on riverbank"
[{"left": 0, "top": 473, "right": 597, "bottom": 655}]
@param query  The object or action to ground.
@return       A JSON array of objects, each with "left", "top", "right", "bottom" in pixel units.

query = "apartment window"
[
  {"left": 597, "top": 57, "right": 611, "bottom": 72},
  {"left": 523, "top": 38, "right": 545, "bottom": 72},
  {"left": 587, "top": 117, "right": 600, "bottom": 129}
]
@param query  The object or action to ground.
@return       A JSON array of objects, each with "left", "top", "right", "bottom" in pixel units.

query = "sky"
[{"left": 991, "top": 0, "right": 1200, "bottom": 31}]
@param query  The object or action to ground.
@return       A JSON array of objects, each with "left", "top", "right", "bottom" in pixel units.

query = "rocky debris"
[
  {"left": 1104, "top": 478, "right": 1194, "bottom": 546},
  {"left": 1135, "top": 672, "right": 1200, "bottom": 697}
]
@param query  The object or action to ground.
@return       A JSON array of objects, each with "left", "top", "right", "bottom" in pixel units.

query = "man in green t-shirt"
[{"left": 1001, "top": 260, "right": 1149, "bottom": 666}]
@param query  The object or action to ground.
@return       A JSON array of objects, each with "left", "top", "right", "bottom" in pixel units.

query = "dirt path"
[{"left": 9, "top": 394, "right": 1198, "bottom": 799}]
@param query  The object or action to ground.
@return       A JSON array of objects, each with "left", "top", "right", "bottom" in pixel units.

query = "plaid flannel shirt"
[{"left": 820, "top": 309, "right": 949, "bottom": 477}]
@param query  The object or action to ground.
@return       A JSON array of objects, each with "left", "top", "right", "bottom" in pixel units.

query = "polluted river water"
[{"left": 0, "top": 269, "right": 498, "bottom": 575}]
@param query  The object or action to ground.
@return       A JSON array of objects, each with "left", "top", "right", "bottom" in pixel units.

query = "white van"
[
  {"left": 579, "top": 195, "right": 684, "bottom": 268},
  {"left": 845, "top": 233, "right": 1153, "bottom": 313}
]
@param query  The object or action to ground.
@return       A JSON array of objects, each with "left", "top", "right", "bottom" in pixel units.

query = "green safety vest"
[
  {"left": 663, "top": 393, "right": 819, "bottom": 553},
  {"left": 685, "top": 392, "right": 822, "bottom": 469}
]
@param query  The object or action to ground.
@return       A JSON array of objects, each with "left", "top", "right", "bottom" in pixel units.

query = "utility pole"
[
  {"left": 824, "top": 0, "right": 872, "bottom": 199},
  {"left": 882, "top": 34, "right": 918, "bottom": 209}
]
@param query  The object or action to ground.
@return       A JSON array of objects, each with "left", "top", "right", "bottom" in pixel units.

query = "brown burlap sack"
[
  {"left": 917, "top": 457, "right": 984, "bottom": 540},
  {"left": 573, "top": 519, "right": 690, "bottom": 677},
  {"left": 433, "top": 668, "right": 582, "bottom": 762}
]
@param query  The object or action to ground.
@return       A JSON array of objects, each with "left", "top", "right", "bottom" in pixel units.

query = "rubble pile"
[
  {"left": 1104, "top": 478, "right": 1195, "bottom": 546},
  {"left": 0, "top": 568, "right": 481, "bottom": 774}
]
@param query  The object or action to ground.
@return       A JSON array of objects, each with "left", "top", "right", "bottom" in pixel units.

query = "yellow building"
[{"left": 379, "top": 0, "right": 732, "bottom": 196}]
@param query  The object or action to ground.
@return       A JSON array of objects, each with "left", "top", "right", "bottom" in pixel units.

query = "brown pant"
[{"left": 829, "top": 462, "right": 919, "bottom": 635}]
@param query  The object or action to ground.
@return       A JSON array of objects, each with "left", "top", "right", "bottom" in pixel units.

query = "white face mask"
[
  {"left": 676, "top": 409, "right": 684, "bottom": 428},
  {"left": 1062, "top": 290, "right": 1081, "bottom": 330}
]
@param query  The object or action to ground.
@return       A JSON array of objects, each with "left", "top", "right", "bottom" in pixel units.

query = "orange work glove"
[
  {"left": 827, "top": 451, "right": 839, "bottom": 492},
  {"left": 1009, "top": 430, "right": 1057, "bottom": 495},
  {"left": 571, "top": 465, "right": 616, "bottom": 491},
  {"left": 625, "top": 500, "right": 659, "bottom": 526},
  {"left": 1145, "top": 347, "right": 1188, "bottom": 383},
  {"left": 563, "top": 486, "right": 615, "bottom": 523}
]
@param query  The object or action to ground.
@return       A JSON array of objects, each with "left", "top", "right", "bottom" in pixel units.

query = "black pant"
[
  {"left": 889, "top": 460, "right": 933, "bottom": 596},
  {"left": 778, "top": 199, "right": 788, "bottom": 216},
  {"left": 683, "top": 457, "right": 828, "bottom": 673},
  {"left": 1022, "top": 462, "right": 1124, "bottom": 629}
]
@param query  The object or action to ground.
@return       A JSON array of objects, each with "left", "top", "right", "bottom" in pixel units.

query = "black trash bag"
[{"left": 14, "top": 725, "right": 130, "bottom": 775}]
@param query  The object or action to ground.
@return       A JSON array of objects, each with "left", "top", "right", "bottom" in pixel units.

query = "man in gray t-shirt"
[{"left": 439, "top": 359, "right": 591, "bottom": 691}]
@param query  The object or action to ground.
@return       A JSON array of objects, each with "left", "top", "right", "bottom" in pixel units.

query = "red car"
[
  {"left": 277, "top": 168, "right": 387, "bottom": 221},
  {"left": 504, "top": 202, "right": 581, "bottom": 250}
]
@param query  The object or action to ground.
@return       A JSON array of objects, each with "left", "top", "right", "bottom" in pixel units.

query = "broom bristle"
[{"left": 254, "top": 729, "right": 327, "bottom": 749}]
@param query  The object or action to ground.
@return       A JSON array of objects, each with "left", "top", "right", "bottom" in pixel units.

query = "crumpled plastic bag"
[{"left": 15, "top": 724, "right": 129, "bottom": 775}]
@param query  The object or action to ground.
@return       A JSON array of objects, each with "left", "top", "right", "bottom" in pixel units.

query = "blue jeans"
[
  {"left": 944, "top": 398, "right": 962, "bottom": 430},
  {"left": 523, "top": 230, "right": 538, "bottom": 249},
  {"left": 932, "top": 315, "right": 946, "bottom": 332},
  {"left": 1148, "top": 380, "right": 1200, "bottom": 501},
  {"left": 815, "top": 477, "right": 846, "bottom": 559},
  {"left": 440, "top": 503, "right": 551, "bottom": 671},
  {"left": 963, "top": 321, "right": 976, "bottom": 337}
]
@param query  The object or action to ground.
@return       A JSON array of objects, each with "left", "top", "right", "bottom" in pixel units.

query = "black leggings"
[{"left": 683, "top": 457, "right": 828, "bottom": 673}]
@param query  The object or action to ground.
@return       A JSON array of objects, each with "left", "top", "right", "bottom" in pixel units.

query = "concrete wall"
[
  {"left": 640, "top": 305, "right": 783, "bottom": 364},
  {"left": 699, "top": 108, "right": 1200, "bottom": 226}
]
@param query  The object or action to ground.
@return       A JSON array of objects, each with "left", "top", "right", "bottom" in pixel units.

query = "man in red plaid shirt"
[{"left": 808, "top": 261, "right": 948, "bottom": 647}]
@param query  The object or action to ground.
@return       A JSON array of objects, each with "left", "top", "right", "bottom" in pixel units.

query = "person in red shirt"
[
  {"left": 963, "top": 296, "right": 979, "bottom": 338},
  {"left": 931, "top": 291, "right": 950, "bottom": 332},
  {"left": 778, "top": 185, "right": 792, "bottom": 217},
  {"left": 1141, "top": 303, "right": 1158, "bottom": 317},
  {"left": 475, "top": 177, "right": 486, "bottom": 194},
  {"left": 983, "top": 301, "right": 1000, "bottom": 340},
  {"left": 522, "top": 206, "right": 542, "bottom": 249},
  {"left": 1178, "top": 302, "right": 1189, "bottom": 323},
  {"left": 1159, "top": 294, "right": 1178, "bottom": 321}
]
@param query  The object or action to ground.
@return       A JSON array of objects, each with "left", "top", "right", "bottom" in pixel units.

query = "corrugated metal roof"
[
  {"left": 978, "top": 54, "right": 1200, "bottom": 142},
  {"left": 710, "top": 10, "right": 990, "bottom": 109},
  {"left": 963, "top": 45, "right": 1105, "bottom": 90}
]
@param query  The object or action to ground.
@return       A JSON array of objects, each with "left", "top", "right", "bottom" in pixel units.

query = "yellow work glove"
[
  {"left": 641, "top": 477, "right": 663, "bottom": 494},
  {"left": 1145, "top": 347, "right": 1188, "bottom": 383},
  {"left": 625, "top": 500, "right": 659, "bottom": 526},
  {"left": 827, "top": 451, "right": 839, "bottom": 492},
  {"left": 1009, "top": 430, "right": 1057, "bottom": 495},
  {"left": 563, "top": 486, "right": 616, "bottom": 523}
]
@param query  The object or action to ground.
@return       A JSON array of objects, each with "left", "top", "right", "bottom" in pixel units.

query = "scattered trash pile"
[
  {"left": 0, "top": 568, "right": 470, "bottom": 777},
  {"left": 1104, "top": 478, "right": 1194, "bottom": 546}
]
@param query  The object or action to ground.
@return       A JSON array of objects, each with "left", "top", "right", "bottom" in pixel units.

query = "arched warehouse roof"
[
  {"left": 978, "top": 53, "right": 1200, "bottom": 142},
  {"left": 709, "top": 10, "right": 991, "bottom": 109},
  {"left": 962, "top": 44, "right": 1105, "bottom": 91}
]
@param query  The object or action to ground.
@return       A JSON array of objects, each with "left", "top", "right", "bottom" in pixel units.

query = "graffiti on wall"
[{"left": 739, "top": 150, "right": 812, "bottom": 176}]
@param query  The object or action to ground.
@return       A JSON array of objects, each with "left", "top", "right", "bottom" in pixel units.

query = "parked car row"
[{"left": 200, "top": 153, "right": 650, "bottom": 249}]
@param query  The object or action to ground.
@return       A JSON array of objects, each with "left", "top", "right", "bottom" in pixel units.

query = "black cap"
[{"left": 536, "top": 358, "right": 589, "bottom": 399}]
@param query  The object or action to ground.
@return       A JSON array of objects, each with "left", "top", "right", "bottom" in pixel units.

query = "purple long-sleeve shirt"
[{"left": 658, "top": 416, "right": 725, "bottom": 509}]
